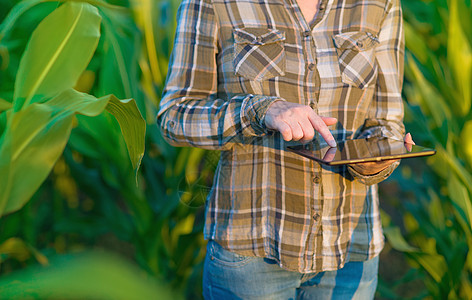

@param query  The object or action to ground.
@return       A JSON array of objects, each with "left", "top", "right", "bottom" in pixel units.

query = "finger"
[
  {"left": 404, "top": 132, "right": 415, "bottom": 145},
  {"left": 308, "top": 114, "right": 337, "bottom": 147},
  {"left": 349, "top": 159, "right": 398, "bottom": 175},
  {"left": 405, "top": 142, "right": 412, "bottom": 152},
  {"left": 321, "top": 116, "right": 337, "bottom": 126},
  {"left": 299, "top": 119, "right": 315, "bottom": 142},
  {"left": 277, "top": 122, "right": 293, "bottom": 141},
  {"left": 404, "top": 133, "right": 415, "bottom": 152},
  {"left": 288, "top": 121, "right": 304, "bottom": 141}
]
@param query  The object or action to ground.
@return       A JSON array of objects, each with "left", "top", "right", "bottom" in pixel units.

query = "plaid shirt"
[{"left": 158, "top": 0, "right": 405, "bottom": 272}]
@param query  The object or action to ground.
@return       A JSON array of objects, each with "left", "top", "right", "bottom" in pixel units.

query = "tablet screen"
[{"left": 287, "top": 137, "right": 436, "bottom": 166}]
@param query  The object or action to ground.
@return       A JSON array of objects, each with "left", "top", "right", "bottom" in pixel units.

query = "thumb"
[{"left": 404, "top": 132, "right": 415, "bottom": 145}]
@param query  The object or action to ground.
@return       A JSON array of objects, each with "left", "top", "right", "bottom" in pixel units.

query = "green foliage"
[
  {"left": 0, "top": 0, "right": 209, "bottom": 298},
  {"left": 0, "top": 237, "right": 48, "bottom": 265},
  {"left": 380, "top": 0, "right": 472, "bottom": 298},
  {"left": 0, "top": 251, "right": 182, "bottom": 299},
  {"left": 12, "top": 1, "right": 101, "bottom": 110},
  {"left": 0, "top": 1, "right": 146, "bottom": 216},
  {"left": 2, "top": 0, "right": 469, "bottom": 299}
]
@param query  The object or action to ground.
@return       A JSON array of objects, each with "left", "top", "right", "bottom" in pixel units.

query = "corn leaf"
[
  {"left": 0, "top": 89, "right": 145, "bottom": 216},
  {"left": 461, "top": 120, "right": 472, "bottom": 167},
  {"left": 0, "top": 0, "right": 120, "bottom": 43},
  {"left": 13, "top": 2, "right": 101, "bottom": 110},
  {"left": 0, "top": 237, "right": 49, "bottom": 265},
  {"left": 69, "top": 113, "right": 130, "bottom": 177},
  {"left": 447, "top": 0, "right": 472, "bottom": 116},
  {"left": 0, "top": 103, "right": 73, "bottom": 214},
  {"left": 405, "top": 55, "right": 450, "bottom": 129},
  {"left": 438, "top": 146, "right": 472, "bottom": 193},
  {"left": 404, "top": 21, "right": 429, "bottom": 65},
  {"left": 448, "top": 174, "right": 472, "bottom": 228},
  {"left": 383, "top": 226, "right": 419, "bottom": 253},
  {"left": 0, "top": 251, "right": 182, "bottom": 300},
  {"left": 102, "top": 94, "right": 146, "bottom": 174},
  {"left": 0, "top": 98, "right": 12, "bottom": 112},
  {"left": 0, "top": 0, "right": 55, "bottom": 43},
  {"left": 98, "top": 10, "right": 141, "bottom": 100},
  {"left": 131, "top": 0, "right": 163, "bottom": 84},
  {"left": 409, "top": 252, "right": 447, "bottom": 283},
  {"left": 68, "top": 115, "right": 114, "bottom": 160}
]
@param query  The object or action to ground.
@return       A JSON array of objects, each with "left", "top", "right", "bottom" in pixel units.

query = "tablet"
[{"left": 287, "top": 137, "right": 436, "bottom": 166}]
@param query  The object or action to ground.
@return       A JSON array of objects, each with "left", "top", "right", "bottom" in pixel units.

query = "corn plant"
[
  {"left": 0, "top": 0, "right": 146, "bottom": 215},
  {"left": 379, "top": 0, "right": 472, "bottom": 298},
  {"left": 0, "top": 0, "right": 211, "bottom": 298}
]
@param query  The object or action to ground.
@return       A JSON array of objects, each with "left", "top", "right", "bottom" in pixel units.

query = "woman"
[{"left": 158, "top": 0, "right": 410, "bottom": 298}]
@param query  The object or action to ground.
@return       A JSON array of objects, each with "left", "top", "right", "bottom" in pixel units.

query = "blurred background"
[{"left": 0, "top": 0, "right": 470, "bottom": 299}]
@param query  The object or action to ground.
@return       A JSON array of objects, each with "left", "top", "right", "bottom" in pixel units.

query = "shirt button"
[
  {"left": 312, "top": 176, "right": 320, "bottom": 184},
  {"left": 356, "top": 41, "right": 364, "bottom": 48},
  {"left": 303, "top": 30, "right": 311, "bottom": 38},
  {"left": 168, "top": 120, "right": 175, "bottom": 128},
  {"left": 307, "top": 63, "right": 316, "bottom": 71},
  {"left": 313, "top": 213, "right": 320, "bottom": 221}
]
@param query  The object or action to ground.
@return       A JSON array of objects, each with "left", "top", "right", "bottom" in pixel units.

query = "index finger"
[{"left": 308, "top": 113, "right": 337, "bottom": 147}]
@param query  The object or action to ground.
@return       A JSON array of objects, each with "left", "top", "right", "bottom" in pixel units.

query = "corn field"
[{"left": 0, "top": 0, "right": 470, "bottom": 299}]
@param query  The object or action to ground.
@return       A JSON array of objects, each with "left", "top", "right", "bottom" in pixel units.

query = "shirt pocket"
[
  {"left": 233, "top": 27, "right": 286, "bottom": 81},
  {"left": 333, "top": 31, "right": 379, "bottom": 89}
]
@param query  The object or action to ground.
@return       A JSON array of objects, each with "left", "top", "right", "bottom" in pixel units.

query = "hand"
[
  {"left": 349, "top": 159, "right": 397, "bottom": 176},
  {"left": 349, "top": 133, "right": 416, "bottom": 176},
  {"left": 265, "top": 101, "right": 337, "bottom": 146}
]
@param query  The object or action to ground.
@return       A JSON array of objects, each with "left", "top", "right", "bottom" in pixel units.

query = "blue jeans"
[{"left": 203, "top": 240, "right": 378, "bottom": 300}]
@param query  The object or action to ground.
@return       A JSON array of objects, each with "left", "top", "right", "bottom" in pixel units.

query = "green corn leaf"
[
  {"left": 102, "top": 94, "right": 146, "bottom": 174},
  {"left": 0, "top": 0, "right": 54, "bottom": 43},
  {"left": 13, "top": 2, "right": 101, "bottom": 110},
  {"left": 0, "top": 89, "right": 145, "bottom": 216},
  {"left": 409, "top": 252, "right": 447, "bottom": 283},
  {"left": 0, "top": 98, "right": 12, "bottom": 112},
  {"left": 185, "top": 147, "right": 206, "bottom": 183},
  {"left": 68, "top": 115, "right": 112, "bottom": 160},
  {"left": 132, "top": 0, "right": 163, "bottom": 85},
  {"left": 405, "top": 54, "right": 450, "bottom": 130},
  {"left": 69, "top": 113, "right": 132, "bottom": 184},
  {"left": 0, "top": 103, "right": 74, "bottom": 215},
  {"left": 438, "top": 146, "right": 472, "bottom": 194},
  {"left": 461, "top": 120, "right": 472, "bottom": 168},
  {"left": 0, "top": 237, "right": 48, "bottom": 265},
  {"left": 0, "top": 251, "right": 182, "bottom": 300},
  {"left": 98, "top": 10, "right": 141, "bottom": 100},
  {"left": 381, "top": 210, "right": 419, "bottom": 252},
  {"left": 448, "top": 174, "right": 472, "bottom": 228},
  {"left": 0, "top": 0, "right": 121, "bottom": 43},
  {"left": 427, "top": 189, "right": 446, "bottom": 231},
  {"left": 46, "top": 87, "right": 109, "bottom": 115},
  {"left": 0, "top": 110, "right": 6, "bottom": 139},
  {"left": 404, "top": 21, "right": 429, "bottom": 65},
  {"left": 383, "top": 226, "right": 419, "bottom": 253},
  {"left": 447, "top": 0, "right": 472, "bottom": 116}
]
